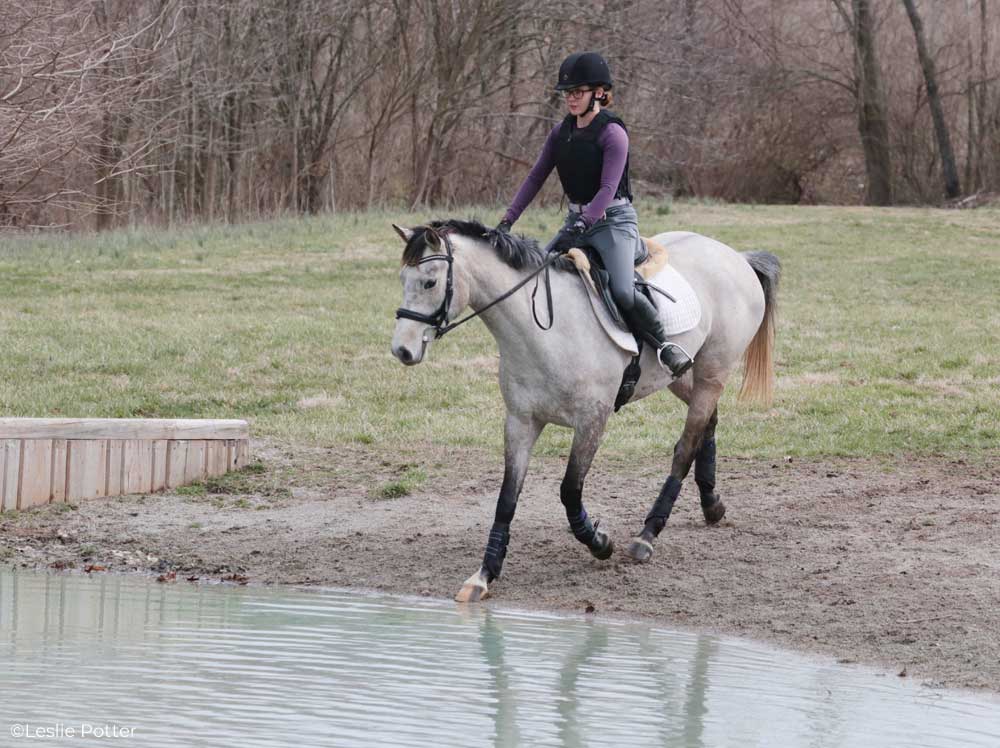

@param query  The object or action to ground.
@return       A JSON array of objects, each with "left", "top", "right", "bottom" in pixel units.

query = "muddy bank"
[{"left": 1, "top": 441, "right": 998, "bottom": 693}]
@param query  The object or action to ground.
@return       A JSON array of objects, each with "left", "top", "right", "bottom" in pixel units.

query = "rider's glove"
[
  {"left": 496, "top": 220, "right": 512, "bottom": 234},
  {"left": 546, "top": 219, "right": 587, "bottom": 255}
]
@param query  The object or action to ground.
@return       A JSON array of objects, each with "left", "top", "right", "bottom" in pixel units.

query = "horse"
[{"left": 390, "top": 219, "right": 780, "bottom": 602}]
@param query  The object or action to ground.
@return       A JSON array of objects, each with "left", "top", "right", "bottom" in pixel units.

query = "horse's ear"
[{"left": 392, "top": 223, "right": 414, "bottom": 243}]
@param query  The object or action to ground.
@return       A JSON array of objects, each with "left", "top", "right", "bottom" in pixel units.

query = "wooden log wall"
[{"left": 0, "top": 419, "right": 250, "bottom": 512}]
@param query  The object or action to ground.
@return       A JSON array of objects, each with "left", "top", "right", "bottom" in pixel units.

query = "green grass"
[
  {"left": 204, "top": 463, "right": 292, "bottom": 500},
  {"left": 372, "top": 466, "right": 428, "bottom": 499},
  {"left": 1, "top": 202, "right": 998, "bottom": 460}
]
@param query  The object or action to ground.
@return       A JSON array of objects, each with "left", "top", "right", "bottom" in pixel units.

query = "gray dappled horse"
[{"left": 390, "top": 219, "right": 780, "bottom": 602}]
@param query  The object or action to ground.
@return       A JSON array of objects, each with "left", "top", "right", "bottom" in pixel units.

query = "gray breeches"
[{"left": 561, "top": 203, "right": 641, "bottom": 310}]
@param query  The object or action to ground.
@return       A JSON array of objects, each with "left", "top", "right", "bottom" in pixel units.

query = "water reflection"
[
  {"left": 478, "top": 610, "right": 520, "bottom": 747},
  {"left": 1, "top": 568, "right": 998, "bottom": 748}
]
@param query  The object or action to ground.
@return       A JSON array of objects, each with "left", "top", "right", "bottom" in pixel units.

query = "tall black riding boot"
[{"left": 622, "top": 292, "right": 694, "bottom": 379}]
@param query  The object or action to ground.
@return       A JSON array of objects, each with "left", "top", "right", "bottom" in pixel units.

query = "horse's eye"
[{"left": 423, "top": 279, "right": 437, "bottom": 290}]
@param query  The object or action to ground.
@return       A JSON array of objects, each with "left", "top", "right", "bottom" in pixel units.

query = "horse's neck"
[{"left": 462, "top": 250, "right": 578, "bottom": 363}]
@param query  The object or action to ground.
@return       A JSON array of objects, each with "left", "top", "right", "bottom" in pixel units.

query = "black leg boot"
[{"left": 622, "top": 292, "right": 694, "bottom": 379}]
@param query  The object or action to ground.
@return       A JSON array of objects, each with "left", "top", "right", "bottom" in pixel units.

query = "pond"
[{"left": 1, "top": 568, "right": 998, "bottom": 747}]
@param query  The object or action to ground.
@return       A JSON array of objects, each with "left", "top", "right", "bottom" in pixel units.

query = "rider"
[{"left": 497, "top": 51, "right": 693, "bottom": 379}]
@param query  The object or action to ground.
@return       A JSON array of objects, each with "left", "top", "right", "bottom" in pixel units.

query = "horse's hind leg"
[
  {"left": 667, "top": 379, "right": 726, "bottom": 524},
  {"left": 456, "top": 413, "right": 543, "bottom": 603},
  {"left": 626, "top": 379, "right": 724, "bottom": 563},
  {"left": 695, "top": 409, "right": 726, "bottom": 524},
  {"left": 561, "top": 419, "right": 614, "bottom": 560}
]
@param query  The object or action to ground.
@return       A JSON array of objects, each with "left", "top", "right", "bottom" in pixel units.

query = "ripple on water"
[{"left": 1, "top": 569, "right": 998, "bottom": 748}]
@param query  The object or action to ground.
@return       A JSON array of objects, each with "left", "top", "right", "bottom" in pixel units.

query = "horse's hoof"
[
  {"left": 703, "top": 497, "right": 726, "bottom": 525},
  {"left": 455, "top": 581, "right": 489, "bottom": 603},
  {"left": 589, "top": 529, "right": 614, "bottom": 560},
  {"left": 625, "top": 537, "right": 654, "bottom": 563},
  {"left": 455, "top": 568, "right": 490, "bottom": 603}
]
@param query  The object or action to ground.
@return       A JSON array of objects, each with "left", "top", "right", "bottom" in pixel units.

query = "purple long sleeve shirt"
[{"left": 503, "top": 120, "right": 629, "bottom": 227}]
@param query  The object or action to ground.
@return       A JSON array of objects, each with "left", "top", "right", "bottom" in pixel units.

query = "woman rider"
[{"left": 496, "top": 51, "right": 693, "bottom": 379}]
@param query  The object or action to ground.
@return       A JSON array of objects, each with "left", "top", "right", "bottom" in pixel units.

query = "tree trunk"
[
  {"left": 852, "top": 0, "right": 893, "bottom": 205},
  {"left": 95, "top": 111, "right": 115, "bottom": 231},
  {"left": 964, "top": 0, "right": 977, "bottom": 190},
  {"left": 225, "top": 93, "right": 242, "bottom": 223},
  {"left": 978, "top": 0, "right": 993, "bottom": 188},
  {"left": 291, "top": 105, "right": 300, "bottom": 214},
  {"left": 901, "top": 0, "right": 961, "bottom": 199}
]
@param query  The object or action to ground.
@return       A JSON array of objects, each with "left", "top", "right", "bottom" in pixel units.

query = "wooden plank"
[
  {"left": 1, "top": 432, "right": 251, "bottom": 511},
  {"left": 0, "top": 418, "right": 249, "bottom": 441},
  {"left": 106, "top": 440, "right": 124, "bottom": 497},
  {"left": 150, "top": 440, "right": 168, "bottom": 492},
  {"left": 205, "top": 441, "right": 228, "bottom": 478},
  {"left": 20, "top": 440, "right": 53, "bottom": 508},
  {"left": 50, "top": 440, "right": 68, "bottom": 503},
  {"left": 165, "top": 440, "right": 187, "bottom": 489},
  {"left": 184, "top": 441, "right": 207, "bottom": 484},
  {"left": 122, "top": 439, "right": 152, "bottom": 494},
  {"left": 234, "top": 439, "right": 250, "bottom": 469},
  {"left": 0, "top": 440, "right": 20, "bottom": 512},
  {"left": 66, "top": 440, "right": 107, "bottom": 502}
]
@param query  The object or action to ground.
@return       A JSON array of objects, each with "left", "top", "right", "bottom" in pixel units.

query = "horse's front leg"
[
  {"left": 562, "top": 417, "right": 614, "bottom": 560},
  {"left": 626, "top": 379, "right": 724, "bottom": 563},
  {"left": 455, "top": 413, "right": 543, "bottom": 603}
]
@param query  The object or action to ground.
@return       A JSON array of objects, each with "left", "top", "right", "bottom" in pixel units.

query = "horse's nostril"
[{"left": 398, "top": 346, "right": 413, "bottom": 364}]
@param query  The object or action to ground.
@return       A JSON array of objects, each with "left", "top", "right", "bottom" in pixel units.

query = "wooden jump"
[{"left": 0, "top": 419, "right": 250, "bottom": 512}]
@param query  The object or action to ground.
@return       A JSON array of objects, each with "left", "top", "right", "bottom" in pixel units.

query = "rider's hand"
[
  {"left": 547, "top": 220, "right": 587, "bottom": 254},
  {"left": 496, "top": 220, "right": 512, "bottom": 234}
]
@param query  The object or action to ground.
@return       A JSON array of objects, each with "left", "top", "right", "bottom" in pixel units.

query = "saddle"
[
  {"left": 565, "top": 236, "right": 672, "bottom": 327},
  {"left": 563, "top": 236, "right": 674, "bottom": 412}
]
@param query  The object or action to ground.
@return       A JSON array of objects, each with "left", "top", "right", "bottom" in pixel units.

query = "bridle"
[
  {"left": 395, "top": 227, "right": 561, "bottom": 344},
  {"left": 394, "top": 229, "right": 457, "bottom": 336}
]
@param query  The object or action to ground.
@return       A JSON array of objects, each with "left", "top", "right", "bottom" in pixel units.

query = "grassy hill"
[{"left": 1, "top": 202, "right": 997, "bottom": 461}]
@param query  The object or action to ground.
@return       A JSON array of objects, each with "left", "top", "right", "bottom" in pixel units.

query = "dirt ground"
[{"left": 1, "top": 440, "right": 998, "bottom": 694}]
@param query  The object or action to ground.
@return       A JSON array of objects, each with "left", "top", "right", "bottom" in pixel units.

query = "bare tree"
[
  {"left": 840, "top": 0, "right": 894, "bottom": 205},
  {"left": 5, "top": 0, "right": 1000, "bottom": 228},
  {"left": 900, "top": 0, "right": 960, "bottom": 199},
  {"left": 974, "top": 0, "right": 996, "bottom": 191},
  {"left": 0, "top": 3, "right": 128, "bottom": 227},
  {"left": 261, "top": 0, "right": 390, "bottom": 214},
  {"left": 407, "top": 0, "right": 544, "bottom": 207}
]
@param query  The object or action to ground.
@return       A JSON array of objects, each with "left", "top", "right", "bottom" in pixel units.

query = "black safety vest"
[{"left": 554, "top": 110, "right": 633, "bottom": 205}]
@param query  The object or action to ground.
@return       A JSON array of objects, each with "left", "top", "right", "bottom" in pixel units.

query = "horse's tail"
[{"left": 738, "top": 250, "right": 781, "bottom": 405}]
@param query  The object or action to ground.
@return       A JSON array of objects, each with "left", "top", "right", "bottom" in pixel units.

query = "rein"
[{"left": 395, "top": 228, "right": 560, "bottom": 342}]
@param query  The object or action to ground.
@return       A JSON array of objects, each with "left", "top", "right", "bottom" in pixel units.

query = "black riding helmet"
[{"left": 554, "top": 52, "right": 613, "bottom": 91}]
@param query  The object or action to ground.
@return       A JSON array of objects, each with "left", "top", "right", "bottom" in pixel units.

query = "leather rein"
[{"left": 395, "top": 227, "right": 561, "bottom": 342}]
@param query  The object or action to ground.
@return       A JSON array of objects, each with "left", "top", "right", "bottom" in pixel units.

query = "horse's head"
[{"left": 391, "top": 223, "right": 470, "bottom": 365}]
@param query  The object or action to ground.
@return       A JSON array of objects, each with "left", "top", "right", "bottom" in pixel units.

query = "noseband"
[{"left": 395, "top": 227, "right": 560, "bottom": 342}]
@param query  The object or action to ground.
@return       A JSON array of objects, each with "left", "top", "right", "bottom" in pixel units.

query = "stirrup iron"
[{"left": 656, "top": 341, "right": 694, "bottom": 378}]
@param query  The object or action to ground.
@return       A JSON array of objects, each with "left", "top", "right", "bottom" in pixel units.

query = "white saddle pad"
[{"left": 575, "top": 261, "right": 702, "bottom": 355}]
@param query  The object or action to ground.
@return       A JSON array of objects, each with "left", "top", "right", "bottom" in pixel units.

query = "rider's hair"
[{"left": 597, "top": 89, "right": 613, "bottom": 107}]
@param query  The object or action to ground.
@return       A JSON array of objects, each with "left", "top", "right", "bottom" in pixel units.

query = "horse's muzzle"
[
  {"left": 393, "top": 344, "right": 414, "bottom": 365},
  {"left": 391, "top": 340, "right": 426, "bottom": 366}
]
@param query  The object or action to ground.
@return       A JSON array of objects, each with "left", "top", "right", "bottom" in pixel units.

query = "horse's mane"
[{"left": 401, "top": 218, "right": 547, "bottom": 270}]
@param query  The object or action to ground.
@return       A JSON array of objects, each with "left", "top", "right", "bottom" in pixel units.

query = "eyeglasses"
[{"left": 562, "top": 88, "right": 593, "bottom": 100}]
